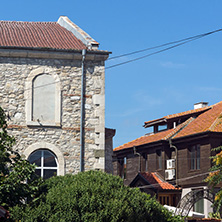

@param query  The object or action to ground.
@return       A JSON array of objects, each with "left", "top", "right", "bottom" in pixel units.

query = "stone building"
[{"left": 0, "top": 16, "right": 113, "bottom": 178}]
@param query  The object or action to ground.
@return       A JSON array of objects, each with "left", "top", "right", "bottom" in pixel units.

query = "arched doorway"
[{"left": 175, "top": 189, "right": 214, "bottom": 216}]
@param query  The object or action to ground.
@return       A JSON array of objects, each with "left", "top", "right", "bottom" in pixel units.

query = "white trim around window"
[
  {"left": 23, "top": 142, "right": 65, "bottom": 176},
  {"left": 25, "top": 67, "right": 61, "bottom": 127}
]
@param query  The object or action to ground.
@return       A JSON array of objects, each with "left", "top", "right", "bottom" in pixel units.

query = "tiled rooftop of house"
[
  {"left": 0, "top": 20, "right": 86, "bottom": 50},
  {"left": 114, "top": 101, "right": 222, "bottom": 151},
  {"left": 140, "top": 172, "right": 180, "bottom": 190},
  {"left": 144, "top": 106, "right": 210, "bottom": 127},
  {"left": 114, "top": 117, "right": 194, "bottom": 151},
  {"left": 174, "top": 101, "right": 222, "bottom": 138}
]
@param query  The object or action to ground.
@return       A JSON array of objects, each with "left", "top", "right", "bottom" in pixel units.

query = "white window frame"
[
  {"left": 29, "top": 150, "right": 58, "bottom": 178},
  {"left": 25, "top": 67, "right": 61, "bottom": 127},
  {"left": 23, "top": 142, "right": 65, "bottom": 176}
]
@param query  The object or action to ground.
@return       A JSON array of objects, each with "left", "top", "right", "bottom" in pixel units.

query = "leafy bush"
[
  {"left": 11, "top": 171, "right": 182, "bottom": 222},
  {"left": 205, "top": 146, "right": 222, "bottom": 218},
  {"left": 0, "top": 107, "right": 42, "bottom": 210}
]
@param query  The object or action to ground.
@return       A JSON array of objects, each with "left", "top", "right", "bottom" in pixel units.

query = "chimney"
[{"left": 194, "top": 102, "right": 208, "bottom": 110}]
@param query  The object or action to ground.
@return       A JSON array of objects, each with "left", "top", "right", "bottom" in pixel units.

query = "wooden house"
[{"left": 113, "top": 101, "right": 222, "bottom": 217}]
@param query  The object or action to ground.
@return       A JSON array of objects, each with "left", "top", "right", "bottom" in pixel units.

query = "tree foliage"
[
  {"left": 11, "top": 171, "right": 182, "bottom": 222},
  {"left": 0, "top": 107, "right": 42, "bottom": 210},
  {"left": 205, "top": 146, "right": 222, "bottom": 217}
]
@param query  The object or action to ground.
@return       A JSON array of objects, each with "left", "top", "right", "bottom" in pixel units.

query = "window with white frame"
[{"left": 28, "top": 150, "right": 58, "bottom": 179}]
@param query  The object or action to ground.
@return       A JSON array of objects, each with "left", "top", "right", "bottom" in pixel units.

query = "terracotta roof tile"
[
  {"left": 0, "top": 21, "right": 86, "bottom": 50},
  {"left": 140, "top": 172, "right": 180, "bottom": 190},
  {"left": 173, "top": 101, "right": 222, "bottom": 138},
  {"left": 115, "top": 101, "right": 222, "bottom": 152},
  {"left": 114, "top": 129, "right": 175, "bottom": 151},
  {"left": 114, "top": 117, "right": 193, "bottom": 151},
  {"left": 144, "top": 106, "right": 210, "bottom": 127}
]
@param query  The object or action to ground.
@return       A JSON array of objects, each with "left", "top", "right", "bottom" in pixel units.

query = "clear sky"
[{"left": 2, "top": 1, "right": 222, "bottom": 148}]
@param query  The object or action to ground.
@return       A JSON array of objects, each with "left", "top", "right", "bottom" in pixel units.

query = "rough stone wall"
[{"left": 0, "top": 54, "right": 105, "bottom": 174}]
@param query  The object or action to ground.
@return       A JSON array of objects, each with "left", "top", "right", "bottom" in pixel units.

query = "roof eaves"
[
  {"left": 172, "top": 130, "right": 211, "bottom": 142},
  {"left": 144, "top": 117, "right": 165, "bottom": 128}
]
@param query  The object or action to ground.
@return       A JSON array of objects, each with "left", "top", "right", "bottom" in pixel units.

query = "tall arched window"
[
  {"left": 25, "top": 67, "right": 61, "bottom": 126},
  {"left": 32, "top": 74, "right": 55, "bottom": 123},
  {"left": 28, "top": 150, "right": 58, "bottom": 179}
]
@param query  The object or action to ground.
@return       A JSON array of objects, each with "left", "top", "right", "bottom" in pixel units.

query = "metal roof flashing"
[{"left": 57, "top": 16, "right": 99, "bottom": 50}]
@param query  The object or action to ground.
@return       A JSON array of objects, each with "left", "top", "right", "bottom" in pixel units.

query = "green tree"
[
  {"left": 0, "top": 107, "right": 42, "bottom": 210},
  {"left": 11, "top": 171, "right": 182, "bottom": 222},
  {"left": 205, "top": 146, "right": 222, "bottom": 218}
]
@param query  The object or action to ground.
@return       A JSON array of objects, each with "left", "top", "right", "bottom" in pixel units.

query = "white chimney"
[{"left": 194, "top": 102, "right": 208, "bottom": 110}]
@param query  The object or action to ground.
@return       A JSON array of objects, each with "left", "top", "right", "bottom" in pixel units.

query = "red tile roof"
[
  {"left": 174, "top": 101, "right": 222, "bottom": 138},
  {"left": 0, "top": 21, "right": 86, "bottom": 50},
  {"left": 114, "top": 101, "right": 222, "bottom": 151},
  {"left": 140, "top": 172, "right": 180, "bottom": 190},
  {"left": 114, "top": 129, "right": 174, "bottom": 151},
  {"left": 144, "top": 106, "right": 210, "bottom": 127},
  {"left": 114, "top": 117, "right": 194, "bottom": 151}
]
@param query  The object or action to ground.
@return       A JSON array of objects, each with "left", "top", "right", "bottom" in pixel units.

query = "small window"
[
  {"left": 190, "top": 145, "right": 200, "bottom": 170},
  {"left": 156, "top": 150, "right": 162, "bottom": 170},
  {"left": 158, "top": 124, "right": 167, "bottom": 132},
  {"left": 29, "top": 150, "right": 58, "bottom": 179}
]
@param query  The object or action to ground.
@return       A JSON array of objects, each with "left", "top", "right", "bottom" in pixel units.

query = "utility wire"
[
  {"left": 107, "top": 28, "right": 222, "bottom": 61},
  {"left": 10, "top": 28, "right": 222, "bottom": 94},
  {"left": 135, "top": 171, "right": 213, "bottom": 190},
  {"left": 106, "top": 29, "right": 222, "bottom": 70}
]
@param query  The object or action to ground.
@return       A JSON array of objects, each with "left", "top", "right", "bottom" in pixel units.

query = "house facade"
[
  {"left": 113, "top": 101, "right": 222, "bottom": 217},
  {"left": 0, "top": 16, "right": 113, "bottom": 178}
]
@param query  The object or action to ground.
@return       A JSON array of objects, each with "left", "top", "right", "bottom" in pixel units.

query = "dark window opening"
[
  {"left": 190, "top": 145, "right": 200, "bottom": 170},
  {"left": 156, "top": 150, "right": 162, "bottom": 170}
]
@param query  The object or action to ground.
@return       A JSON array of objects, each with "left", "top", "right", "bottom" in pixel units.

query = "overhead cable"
[{"left": 107, "top": 28, "right": 222, "bottom": 61}]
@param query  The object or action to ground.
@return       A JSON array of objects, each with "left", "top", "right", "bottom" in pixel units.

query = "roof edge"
[{"left": 57, "top": 16, "right": 99, "bottom": 50}]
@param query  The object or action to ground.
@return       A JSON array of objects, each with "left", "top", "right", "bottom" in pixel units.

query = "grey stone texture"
[{"left": 0, "top": 50, "right": 108, "bottom": 174}]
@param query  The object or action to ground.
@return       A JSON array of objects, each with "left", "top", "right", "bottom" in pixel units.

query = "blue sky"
[{"left": 2, "top": 1, "right": 222, "bottom": 148}]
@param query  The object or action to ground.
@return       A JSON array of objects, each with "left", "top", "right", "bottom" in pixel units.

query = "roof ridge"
[
  {"left": 209, "top": 111, "right": 222, "bottom": 131},
  {"left": 165, "top": 106, "right": 211, "bottom": 119},
  {"left": 169, "top": 117, "right": 195, "bottom": 139}
]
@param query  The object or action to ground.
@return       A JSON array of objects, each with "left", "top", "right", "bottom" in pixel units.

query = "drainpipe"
[
  {"left": 80, "top": 49, "right": 86, "bottom": 172},
  {"left": 169, "top": 139, "right": 178, "bottom": 186}
]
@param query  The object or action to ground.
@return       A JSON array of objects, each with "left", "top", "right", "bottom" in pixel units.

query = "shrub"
[
  {"left": 11, "top": 171, "right": 182, "bottom": 222},
  {"left": 0, "top": 107, "right": 42, "bottom": 210}
]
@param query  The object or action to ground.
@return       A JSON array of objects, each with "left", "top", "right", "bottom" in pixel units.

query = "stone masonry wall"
[{"left": 0, "top": 54, "right": 105, "bottom": 174}]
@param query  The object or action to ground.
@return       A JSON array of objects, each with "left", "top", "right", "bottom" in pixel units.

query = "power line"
[
  {"left": 107, "top": 28, "right": 222, "bottom": 61},
  {"left": 7, "top": 27, "right": 222, "bottom": 95},
  {"left": 106, "top": 29, "right": 222, "bottom": 69},
  {"left": 135, "top": 171, "right": 213, "bottom": 190}
]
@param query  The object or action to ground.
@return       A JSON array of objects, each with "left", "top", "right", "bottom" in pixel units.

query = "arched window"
[
  {"left": 32, "top": 74, "right": 55, "bottom": 123},
  {"left": 28, "top": 150, "right": 58, "bottom": 179},
  {"left": 25, "top": 67, "right": 61, "bottom": 126}
]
